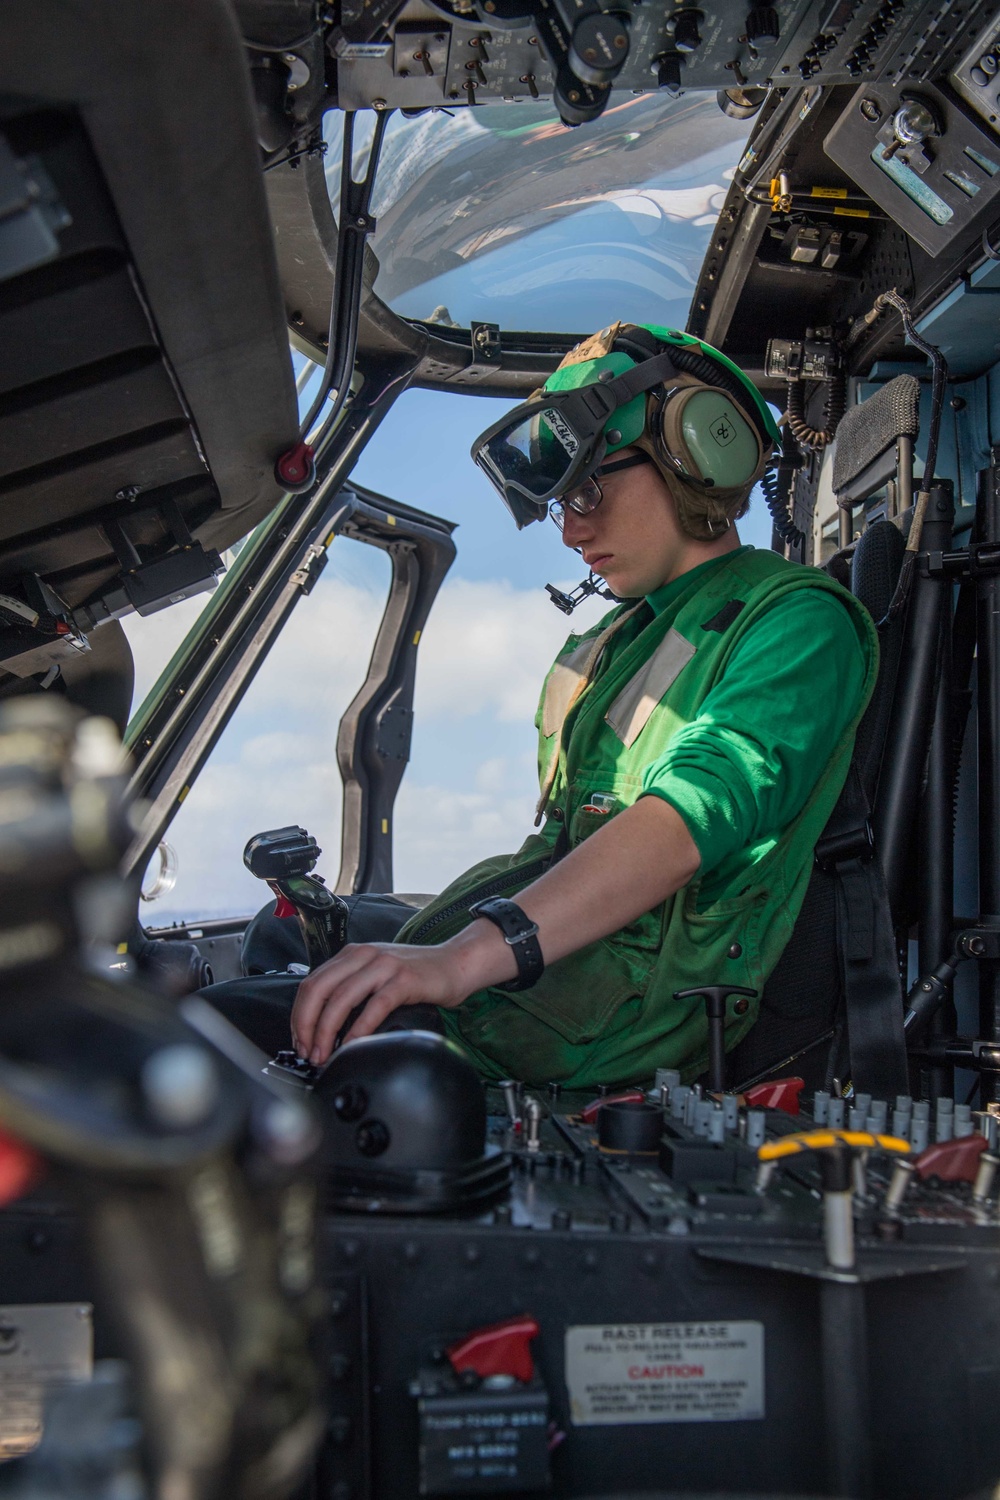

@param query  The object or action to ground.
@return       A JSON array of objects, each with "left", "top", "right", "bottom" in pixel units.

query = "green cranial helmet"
[{"left": 470, "top": 322, "right": 780, "bottom": 540}]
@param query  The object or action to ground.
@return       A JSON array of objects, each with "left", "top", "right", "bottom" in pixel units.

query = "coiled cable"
[
  {"left": 785, "top": 367, "right": 846, "bottom": 450},
  {"left": 760, "top": 447, "right": 805, "bottom": 546}
]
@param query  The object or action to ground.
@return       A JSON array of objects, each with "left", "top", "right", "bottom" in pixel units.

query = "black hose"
[
  {"left": 867, "top": 290, "right": 949, "bottom": 629},
  {"left": 298, "top": 109, "right": 391, "bottom": 441}
]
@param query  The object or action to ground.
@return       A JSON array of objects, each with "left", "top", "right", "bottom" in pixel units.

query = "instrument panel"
[{"left": 332, "top": 0, "right": 997, "bottom": 123}]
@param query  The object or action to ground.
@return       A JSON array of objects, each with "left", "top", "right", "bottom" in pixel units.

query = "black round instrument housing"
[
  {"left": 314, "top": 1032, "right": 511, "bottom": 1213},
  {"left": 597, "top": 1099, "right": 663, "bottom": 1153}
]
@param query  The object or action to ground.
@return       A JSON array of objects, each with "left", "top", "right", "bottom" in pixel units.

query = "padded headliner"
[{"left": 0, "top": 0, "right": 299, "bottom": 563}]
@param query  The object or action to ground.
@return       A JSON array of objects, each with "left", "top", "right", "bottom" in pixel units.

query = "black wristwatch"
[{"left": 469, "top": 897, "right": 545, "bottom": 992}]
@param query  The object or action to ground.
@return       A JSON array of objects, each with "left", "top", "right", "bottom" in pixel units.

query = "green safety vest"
[{"left": 398, "top": 548, "right": 878, "bottom": 1089}]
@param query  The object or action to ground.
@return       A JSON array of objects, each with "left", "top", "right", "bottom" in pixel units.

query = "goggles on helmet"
[{"left": 471, "top": 350, "right": 681, "bottom": 530}]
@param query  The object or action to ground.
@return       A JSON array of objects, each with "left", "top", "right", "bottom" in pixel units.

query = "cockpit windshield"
[{"left": 325, "top": 94, "right": 752, "bottom": 332}]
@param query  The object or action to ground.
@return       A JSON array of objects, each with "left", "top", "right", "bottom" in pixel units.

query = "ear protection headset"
[
  {"left": 612, "top": 327, "right": 766, "bottom": 495},
  {"left": 470, "top": 320, "right": 778, "bottom": 534}
]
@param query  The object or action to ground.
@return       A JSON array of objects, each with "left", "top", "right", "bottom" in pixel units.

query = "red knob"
[
  {"left": 914, "top": 1132, "right": 987, "bottom": 1183},
  {"left": 743, "top": 1077, "right": 805, "bottom": 1116},
  {"left": 0, "top": 1128, "right": 43, "bottom": 1207},
  {"left": 447, "top": 1315, "right": 540, "bottom": 1384}
]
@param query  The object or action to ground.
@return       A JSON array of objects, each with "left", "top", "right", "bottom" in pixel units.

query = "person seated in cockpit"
[{"left": 210, "top": 321, "right": 876, "bottom": 1088}]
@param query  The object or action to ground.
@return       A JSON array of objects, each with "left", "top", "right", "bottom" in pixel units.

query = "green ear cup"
[{"left": 665, "top": 388, "right": 762, "bottom": 488}]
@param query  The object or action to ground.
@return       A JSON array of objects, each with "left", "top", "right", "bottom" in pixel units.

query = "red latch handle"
[
  {"left": 743, "top": 1077, "right": 805, "bottom": 1116},
  {"left": 446, "top": 1315, "right": 540, "bottom": 1384},
  {"left": 274, "top": 441, "right": 316, "bottom": 493},
  {"left": 915, "top": 1132, "right": 987, "bottom": 1183},
  {"left": 580, "top": 1090, "right": 645, "bottom": 1125},
  {"left": 0, "top": 1128, "right": 43, "bottom": 1206}
]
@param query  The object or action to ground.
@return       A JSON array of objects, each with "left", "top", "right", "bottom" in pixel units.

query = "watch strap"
[{"left": 469, "top": 897, "right": 544, "bottom": 992}]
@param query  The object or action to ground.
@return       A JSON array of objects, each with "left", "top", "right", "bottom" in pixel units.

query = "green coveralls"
[{"left": 398, "top": 546, "right": 876, "bottom": 1088}]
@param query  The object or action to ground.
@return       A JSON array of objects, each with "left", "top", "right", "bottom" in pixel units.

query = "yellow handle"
[{"left": 758, "top": 1129, "right": 911, "bottom": 1162}]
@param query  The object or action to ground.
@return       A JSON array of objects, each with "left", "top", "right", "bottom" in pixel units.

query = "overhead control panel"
[
  {"left": 331, "top": 0, "right": 997, "bottom": 125},
  {"left": 824, "top": 79, "right": 1000, "bottom": 254},
  {"left": 950, "top": 8, "right": 1000, "bottom": 134}
]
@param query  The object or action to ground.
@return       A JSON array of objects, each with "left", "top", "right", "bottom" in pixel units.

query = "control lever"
[
  {"left": 755, "top": 1127, "right": 909, "bottom": 1500},
  {"left": 755, "top": 1128, "right": 910, "bottom": 1268},
  {"left": 243, "top": 825, "right": 350, "bottom": 970},
  {"left": 674, "top": 985, "right": 757, "bottom": 1093},
  {"left": 447, "top": 1314, "right": 540, "bottom": 1384}
]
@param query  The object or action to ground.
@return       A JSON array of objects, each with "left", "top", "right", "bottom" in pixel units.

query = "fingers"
[
  {"left": 339, "top": 987, "right": 409, "bottom": 1045},
  {"left": 295, "top": 947, "right": 425, "bottom": 1064},
  {"left": 292, "top": 944, "right": 375, "bottom": 1056},
  {"left": 291, "top": 942, "right": 462, "bottom": 1065},
  {"left": 309, "top": 963, "right": 402, "bottom": 1063}
]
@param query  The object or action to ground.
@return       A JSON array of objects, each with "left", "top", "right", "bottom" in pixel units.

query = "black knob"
[
  {"left": 597, "top": 1099, "right": 663, "bottom": 1153},
  {"left": 569, "top": 10, "right": 631, "bottom": 83},
  {"left": 717, "top": 85, "right": 768, "bottom": 119},
  {"left": 744, "top": 4, "right": 779, "bottom": 45},
  {"left": 654, "top": 50, "right": 684, "bottom": 94},
  {"left": 670, "top": 8, "right": 703, "bottom": 53},
  {"left": 553, "top": 66, "right": 612, "bottom": 126},
  {"left": 355, "top": 1118, "right": 391, "bottom": 1157}
]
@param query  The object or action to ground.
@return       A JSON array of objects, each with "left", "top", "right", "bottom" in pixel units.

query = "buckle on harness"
[{"left": 815, "top": 822, "right": 874, "bottom": 874}]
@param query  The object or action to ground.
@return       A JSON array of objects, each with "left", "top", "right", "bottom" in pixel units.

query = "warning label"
[{"left": 564, "top": 1321, "right": 764, "bottom": 1426}]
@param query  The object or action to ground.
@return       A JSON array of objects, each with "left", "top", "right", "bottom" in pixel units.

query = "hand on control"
[{"left": 291, "top": 922, "right": 517, "bottom": 1064}]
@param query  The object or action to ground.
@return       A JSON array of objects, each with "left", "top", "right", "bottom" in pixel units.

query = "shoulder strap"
[{"left": 816, "top": 763, "right": 909, "bottom": 1097}]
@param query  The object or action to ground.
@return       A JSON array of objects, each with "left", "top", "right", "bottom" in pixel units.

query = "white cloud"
[
  {"left": 133, "top": 573, "right": 606, "bottom": 922},
  {"left": 126, "top": 593, "right": 213, "bottom": 717},
  {"left": 413, "top": 577, "right": 606, "bottom": 722}
]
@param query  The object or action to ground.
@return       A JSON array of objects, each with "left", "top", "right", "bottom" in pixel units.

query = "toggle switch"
[{"left": 447, "top": 1315, "right": 540, "bottom": 1384}]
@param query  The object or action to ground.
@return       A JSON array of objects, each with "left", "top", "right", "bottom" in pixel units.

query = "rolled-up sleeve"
[{"left": 641, "top": 590, "right": 871, "bottom": 873}]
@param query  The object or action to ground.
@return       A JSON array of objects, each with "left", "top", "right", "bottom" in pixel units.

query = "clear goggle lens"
[{"left": 477, "top": 404, "right": 583, "bottom": 505}]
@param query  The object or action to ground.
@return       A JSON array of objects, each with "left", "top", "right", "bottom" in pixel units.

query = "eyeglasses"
[{"left": 549, "top": 452, "right": 652, "bottom": 530}]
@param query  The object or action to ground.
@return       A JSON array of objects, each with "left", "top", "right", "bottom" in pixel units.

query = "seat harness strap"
[{"left": 815, "top": 763, "right": 909, "bottom": 1097}]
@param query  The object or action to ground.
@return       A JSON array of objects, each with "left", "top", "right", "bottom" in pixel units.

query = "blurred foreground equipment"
[{"left": 0, "top": 699, "right": 324, "bottom": 1500}]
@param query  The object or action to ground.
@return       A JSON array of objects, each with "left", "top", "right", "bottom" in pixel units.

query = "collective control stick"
[{"left": 244, "top": 825, "right": 350, "bottom": 970}]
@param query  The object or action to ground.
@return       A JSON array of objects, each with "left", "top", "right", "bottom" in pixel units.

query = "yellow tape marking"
[
  {"left": 386, "top": 514, "right": 396, "bottom": 526},
  {"left": 758, "top": 1129, "right": 911, "bottom": 1161},
  {"left": 413, "top": 630, "right": 422, "bottom": 646},
  {"left": 381, "top": 818, "right": 389, "bottom": 834},
  {"left": 833, "top": 206, "right": 870, "bottom": 218},
  {"left": 811, "top": 186, "right": 848, "bottom": 199},
  {"left": 178, "top": 786, "right": 190, "bottom": 804}
]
